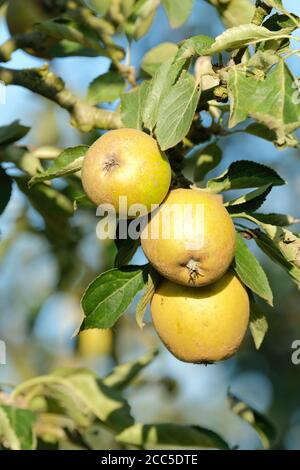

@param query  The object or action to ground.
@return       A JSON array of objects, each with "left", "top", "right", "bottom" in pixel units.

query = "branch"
[{"left": 0, "top": 64, "right": 123, "bottom": 132}]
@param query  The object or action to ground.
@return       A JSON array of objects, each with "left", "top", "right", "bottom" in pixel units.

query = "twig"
[{"left": 0, "top": 64, "right": 123, "bottom": 132}]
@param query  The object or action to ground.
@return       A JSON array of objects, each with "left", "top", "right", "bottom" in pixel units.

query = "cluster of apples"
[{"left": 82, "top": 129, "right": 250, "bottom": 364}]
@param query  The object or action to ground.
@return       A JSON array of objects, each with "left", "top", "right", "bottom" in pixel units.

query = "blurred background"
[{"left": 0, "top": 0, "right": 300, "bottom": 450}]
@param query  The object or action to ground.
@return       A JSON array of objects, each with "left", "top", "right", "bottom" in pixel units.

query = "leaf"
[
  {"left": 233, "top": 233, "right": 273, "bottom": 305},
  {"left": 207, "top": 160, "right": 285, "bottom": 192},
  {"left": 228, "top": 391, "right": 276, "bottom": 450},
  {"left": 114, "top": 238, "right": 140, "bottom": 268},
  {"left": 255, "top": 230, "right": 300, "bottom": 286},
  {"left": 162, "top": 0, "right": 193, "bottom": 28},
  {"left": 121, "top": 81, "right": 150, "bottom": 130},
  {"left": 124, "top": 0, "right": 159, "bottom": 40},
  {"left": 205, "top": 0, "right": 255, "bottom": 28},
  {"left": 0, "top": 167, "right": 12, "bottom": 216},
  {"left": 207, "top": 24, "right": 290, "bottom": 54},
  {"left": 228, "top": 60, "right": 300, "bottom": 147},
  {"left": 178, "top": 35, "right": 214, "bottom": 58},
  {"left": 252, "top": 212, "right": 300, "bottom": 226},
  {"left": 156, "top": 73, "right": 201, "bottom": 150},
  {"left": 47, "top": 41, "right": 101, "bottom": 58},
  {"left": 0, "top": 121, "right": 30, "bottom": 146},
  {"left": 193, "top": 143, "right": 222, "bottom": 182},
  {"left": 87, "top": 72, "right": 126, "bottom": 105},
  {"left": 136, "top": 268, "right": 161, "bottom": 328},
  {"left": 81, "top": 266, "right": 148, "bottom": 330},
  {"left": 263, "top": 13, "right": 299, "bottom": 34},
  {"left": 116, "top": 423, "right": 229, "bottom": 449},
  {"left": 225, "top": 184, "right": 272, "bottom": 214},
  {"left": 263, "top": 0, "right": 283, "bottom": 8},
  {"left": 29, "top": 146, "right": 88, "bottom": 187},
  {"left": 14, "top": 369, "right": 133, "bottom": 434},
  {"left": 53, "top": 369, "right": 133, "bottom": 432},
  {"left": 262, "top": 224, "right": 300, "bottom": 269},
  {"left": 0, "top": 405, "right": 36, "bottom": 450},
  {"left": 36, "top": 19, "right": 101, "bottom": 51},
  {"left": 143, "top": 56, "right": 187, "bottom": 132},
  {"left": 103, "top": 350, "right": 158, "bottom": 390},
  {"left": 244, "top": 123, "right": 278, "bottom": 143},
  {"left": 141, "top": 43, "right": 178, "bottom": 76},
  {"left": 247, "top": 51, "right": 279, "bottom": 72},
  {"left": 88, "top": 0, "right": 111, "bottom": 15},
  {"left": 249, "top": 299, "right": 269, "bottom": 349}
]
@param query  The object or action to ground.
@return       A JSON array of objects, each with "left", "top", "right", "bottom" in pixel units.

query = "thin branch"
[{"left": 0, "top": 64, "right": 123, "bottom": 132}]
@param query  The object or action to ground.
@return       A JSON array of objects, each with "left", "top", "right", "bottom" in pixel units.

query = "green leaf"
[
  {"left": 14, "top": 369, "right": 133, "bottom": 433},
  {"left": 244, "top": 123, "right": 277, "bottom": 144},
  {"left": 0, "top": 167, "right": 12, "bottom": 216},
  {"left": 263, "top": 0, "right": 283, "bottom": 8},
  {"left": 103, "top": 350, "right": 158, "bottom": 390},
  {"left": 121, "top": 81, "right": 150, "bottom": 130},
  {"left": 193, "top": 143, "right": 222, "bottom": 182},
  {"left": 249, "top": 299, "right": 269, "bottom": 349},
  {"left": 162, "top": 0, "right": 193, "bottom": 28},
  {"left": 124, "top": 0, "right": 159, "bottom": 40},
  {"left": 0, "top": 405, "right": 36, "bottom": 450},
  {"left": 178, "top": 35, "right": 214, "bottom": 58},
  {"left": 114, "top": 238, "right": 140, "bottom": 268},
  {"left": 228, "top": 60, "right": 300, "bottom": 147},
  {"left": 252, "top": 212, "right": 300, "bottom": 227},
  {"left": 143, "top": 56, "right": 187, "bottom": 132},
  {"left": 87, "top": 0, "right": 111, "bottom": 15},
  {"left": 117, "top": 423, "right": 229, "bottom": 449},
  {"left": 136, "top": 268, "right": 161, "bottom": 328},
  {"left": 263, "top": 13, "right": 299, "bottom": 34},
  {"left": 207, "top": 24, "right": 290, "bottom": 54},
  {"left": 141, "top": 43, "right": 178, "bottom": 76},
  {"left": 228, "top": 391, "right": 276, "bottom": 450},
  {"left": 156, "top": 73, "right": 201, "bottom": 150},
  {"left": 53, "top": 369, "right": 133, "bottom": 432},
  {"left": 233, "top": 233, "right": 273, "bottom": 305},
  {"left": 87, "top": 72, "right": 126, "bottom": 105},
  {"left": 254, "top": 230, "right": 300, "bottom": 286},
  {"left": 207, "top": 160, "right": 285, "bottom": 192},
  {"left": 0, "top": 121, "right": 30, "bottom": 146},
  {"left": 47, "top": 41, "right": 101, "bottom": 58},
  {"left": 262, "top": 224, "right": 300, "bottom": 269},
  {"left": 29, "top": 146, "right": 88, "bottom": 187},
  {"left": 247, "top": 50, "right": 279, "bottom": 72},
  {"left": 81, "top": 266, "right": 148, "bottom": 329},
  {"left": 36, "top": 19, "right": 100, "bottom": 50},
  {"left": 225, "top": 184, "right": 272, "bottom": 214},
  {"left": 205, "top": 0, "right": 255, "bottom": 28}
]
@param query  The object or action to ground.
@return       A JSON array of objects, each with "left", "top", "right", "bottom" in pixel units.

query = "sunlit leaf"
[
  {"left": 81, "top": 266, "right": 148, "bottom": 329},
  {"left": 29, "top": 146, "right": 88, "bottom": 187},
  {"left": 228, "top": 391, "right": 276, "bottom": 449},
  {"left": 233, "top": 233, "right": 273, "bottom": 305},
  {"left": 156, "top": 73, "right": 201, "bottom": 150},
  {"left": 117, "top": 422, "right": 229, "bottom": 449}
]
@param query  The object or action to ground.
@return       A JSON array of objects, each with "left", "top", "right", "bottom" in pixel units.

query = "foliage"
[{"left": 0, "top": 0, "right": 300, "bottom": 450}]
